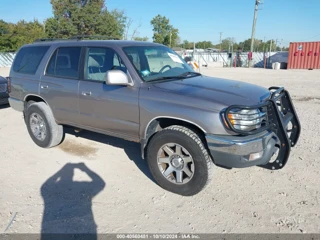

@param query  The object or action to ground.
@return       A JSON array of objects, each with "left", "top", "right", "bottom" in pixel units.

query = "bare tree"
[
  {"left": 130, "top": 21, "right": 142, "bottom": 40},
  {"left": 124, "top": 18, "right": 133, "bottom": 40}
]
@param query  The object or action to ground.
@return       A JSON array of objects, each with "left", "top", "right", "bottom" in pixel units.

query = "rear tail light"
[{"left": 6, "top": 77, "right": 11, "bottom": 93}]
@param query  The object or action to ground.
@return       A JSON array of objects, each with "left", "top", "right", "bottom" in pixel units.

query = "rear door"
[
  {"left": 78, "top": 47, "right": 139, "bottom": 141},
  {"left": 40, "top": 47, "right": 81, "bottom": 125}
]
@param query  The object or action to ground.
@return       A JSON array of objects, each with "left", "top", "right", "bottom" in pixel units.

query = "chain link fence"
[
  {"left": 176, "top": 50, "right": 289, "bottom": 69},
  {"left": 0, "top": 53, "right": 16, "bottom": 68}
]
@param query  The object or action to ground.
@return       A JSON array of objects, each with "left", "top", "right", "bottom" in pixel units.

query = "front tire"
[
  {"left": 146, "top": 125, "right": 214, "bottom": 196},
  {"left": 25, "top": 102, "right": 64, "bottom": 148}
]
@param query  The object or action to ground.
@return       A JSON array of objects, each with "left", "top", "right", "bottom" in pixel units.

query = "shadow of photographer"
[{"left": 41, "top": 163, "right": 105, "bottom": 240}]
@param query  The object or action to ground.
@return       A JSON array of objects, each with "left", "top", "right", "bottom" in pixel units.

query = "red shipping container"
[{"left": 287, "top": 41, "right": 320, "bottom": 69}]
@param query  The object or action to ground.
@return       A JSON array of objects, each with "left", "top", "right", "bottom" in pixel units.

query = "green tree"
[
  {"left": 150, "top": 14, "right": 179, "bottom": 47},
  {"left": 0, "top": 20, "right": 14, "bottom": 51},
  {"left": 238, "top": 38, "right": 282, "bottom": 52},
  {"left": 180, "top": 40, "right": 193, "bottom": 49},
  {"left": 0, "top": 20, "right": 11, "bottom": 35},
  {"left": 110, "top": 9, "right": 127, "bottom": 39},
  {"left": 0, "top": 19, "right": 46, "bottom": 52},
  {"left": 195, "top": 41, "right": 213, "bottom": 49},
  {"left": 45, "top": 0, "right": 125, "bottom": 39},
  {"left": 238, "top": 38, "right": 252, "bottom": 51},
  {"left": 133, "top": 36, "right": 149, "bottom": 41},
  {"left": 45, "top": 18, "right": 77, "bottom": 39},
  {"left": 219, "top": 38, "right": 239, "bottom": 51}
]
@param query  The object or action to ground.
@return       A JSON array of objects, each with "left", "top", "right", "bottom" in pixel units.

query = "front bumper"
[
  {"left": 206, "top": 131, "right": 278, "bottom": 168},
  {"left": 207, "top": 87, "right": 301, "bottom": 170}
]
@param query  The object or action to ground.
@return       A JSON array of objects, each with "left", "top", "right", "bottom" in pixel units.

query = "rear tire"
[
  {"left": 146, "top": 125, "right": 213, "bottom": 196},
  {"left": 25, "top": 102, "right": 64, "bottom": 148}
]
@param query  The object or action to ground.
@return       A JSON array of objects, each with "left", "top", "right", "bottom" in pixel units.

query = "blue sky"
[{"left": 1, "top": 0, "right": 320, "bottom": 46}]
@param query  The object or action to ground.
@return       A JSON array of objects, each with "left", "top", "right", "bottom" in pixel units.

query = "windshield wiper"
[
  {"left": 179, "top": 71, "right": 202, "bottom": 77},
  {"left": 147, "top": 72, "right": 201, "bottom": 82},
  {"left": 147, "top": 76, "right": 185, "bottom": 82}
]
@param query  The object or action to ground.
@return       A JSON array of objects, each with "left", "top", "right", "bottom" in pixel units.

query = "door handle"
[
  {"left": 41, "top": 85, "right": 49, "bottom": 89},
  {"left": 82, "top": 91, "right": 92, "bottom": 96}
]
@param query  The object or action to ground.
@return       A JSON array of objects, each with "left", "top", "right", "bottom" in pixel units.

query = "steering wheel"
[{"left": 159, "top": 65, "right": 172, "bottom": 73}]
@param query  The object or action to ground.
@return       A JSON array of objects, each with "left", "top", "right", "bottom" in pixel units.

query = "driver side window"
[{"left": 85, "top": 47, "right": 127, "bottom": 82}]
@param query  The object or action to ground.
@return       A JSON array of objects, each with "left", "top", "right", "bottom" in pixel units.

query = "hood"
[{"left": 151, "top": 75, "right": 270, "bottom": 109}]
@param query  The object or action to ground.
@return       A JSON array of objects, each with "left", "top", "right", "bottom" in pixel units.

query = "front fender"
[{"left": 139, "top": 87, "right": 233, "bottom": 139}]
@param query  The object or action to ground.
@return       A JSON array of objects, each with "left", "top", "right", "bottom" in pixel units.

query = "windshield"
[{"left": 123, "top": 46, "right": 195, "bottom": 82}]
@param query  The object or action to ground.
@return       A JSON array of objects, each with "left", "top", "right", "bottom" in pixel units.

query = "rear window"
[{"left": 13, "top": 46, "right": 49, "bottom": 74}]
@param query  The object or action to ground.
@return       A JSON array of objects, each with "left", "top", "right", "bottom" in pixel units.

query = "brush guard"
[{"left": 224, "top": 87, "right": 301, "bottom": 170}]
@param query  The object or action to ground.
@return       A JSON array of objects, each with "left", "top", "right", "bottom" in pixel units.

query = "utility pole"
[
  {"left": 268, "top": 39, "right": 273, "bottom": 68},
  {"left": 169, "top": 31, "right": 172, "bottom": 48},
  {"left": 250, "top": 0, "right": 261, "bottom": 53},
  {"left": 219, "top": 32, "right": 223, "bottom": 52}
]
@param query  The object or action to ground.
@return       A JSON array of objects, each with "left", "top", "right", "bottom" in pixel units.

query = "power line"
[{"left": 302, "top": 33, "right": 320, "bottom": 41}]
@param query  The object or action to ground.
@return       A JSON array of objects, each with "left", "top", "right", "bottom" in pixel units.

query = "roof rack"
[
  {"left": 33, "top": 38, "right": 63, "bottom": 43},
  {"left": 70, "top": 35, "right": 120, "bottom": 40},
  {"left": 33, "top": 35, "right": 120, "bottom": 43}
]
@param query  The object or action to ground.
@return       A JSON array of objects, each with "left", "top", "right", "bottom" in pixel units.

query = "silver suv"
[{"left": 8, "top": 37, "right": 301, "bottom": 196}]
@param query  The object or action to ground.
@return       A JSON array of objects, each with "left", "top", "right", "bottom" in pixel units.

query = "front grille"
[{"left": 0, "top": 83, "right": 7, "bottom": 93}]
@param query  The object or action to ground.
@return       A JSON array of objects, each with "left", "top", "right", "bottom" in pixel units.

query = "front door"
[
  {"left": 78, "top": 47, "right": 139, "bottom": 141},
  {"left": 40, "top": 47, "right": 81, "bottom": 125}
]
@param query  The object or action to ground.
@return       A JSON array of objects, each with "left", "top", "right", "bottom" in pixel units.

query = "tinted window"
[
  {"left": 13, "top": 46, "right": 49, "bottom": 74},
  {"left": 46, "top": 47, "right": 81, "bottom": 79},
  {"left": 85, "top": 47, "right": 127, "bottom": 82},
  {"left": 46, "top": 50, "right": 57, "bottom": 75}
]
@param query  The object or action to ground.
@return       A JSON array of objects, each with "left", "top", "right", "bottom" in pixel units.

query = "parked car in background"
[
  {"left": 8, "top": 37, "right": 301, "bottom": 196},
  {"left": 0, "top": 76, "right": 9, "bottom": 105}
]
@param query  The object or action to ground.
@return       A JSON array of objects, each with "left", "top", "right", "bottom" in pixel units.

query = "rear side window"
[
  {"left": 13, "top": 46, "right": 49, "bottom": 74},
  {"left": 46, "top": 47, "right": 81, "bottom": 79}
]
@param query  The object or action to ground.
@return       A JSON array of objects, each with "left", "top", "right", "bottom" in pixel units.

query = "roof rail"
[
  {"left": 33, "top": 38, "right": 63, "bottom": 43},
  {"left": 70, "top": 35, "right": 120, "bottom": 40}
]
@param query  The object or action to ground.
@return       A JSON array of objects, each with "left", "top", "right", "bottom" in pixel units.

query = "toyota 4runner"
[{"left": 8, "top": 37, "right": 301, "bottom": 196}]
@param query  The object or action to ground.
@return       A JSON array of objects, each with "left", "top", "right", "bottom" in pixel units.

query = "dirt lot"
[
  {"left": 0, "top": 67, "right": 9, "bottom": 77},
  {"left": 0, "top": 67, "right": 320, "bottom": 234}
]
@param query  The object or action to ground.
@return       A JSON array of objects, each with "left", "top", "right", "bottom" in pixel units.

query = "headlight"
[{"left": 227, "top": 108, "right": 267, "bottom": 131}]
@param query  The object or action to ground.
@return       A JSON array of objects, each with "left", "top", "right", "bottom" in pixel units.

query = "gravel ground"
[
  {"left": 0, "top": 67, "right": 320, "bottom": 234},
  {"left": 0, "top": 67, "right": 9, "bottom": 76}
]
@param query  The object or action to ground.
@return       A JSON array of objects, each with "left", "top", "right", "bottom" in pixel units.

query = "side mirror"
[{"left": 105, "top": 70, "right": 133, "bottom": 86}]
